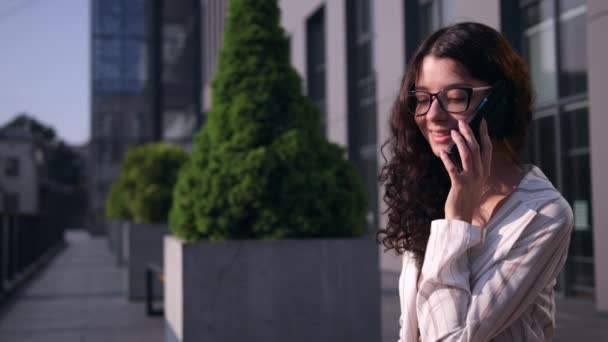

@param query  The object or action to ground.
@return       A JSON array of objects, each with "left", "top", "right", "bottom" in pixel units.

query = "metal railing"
[{"left": 0, "top": 214, "right": 65, "bottom": 302}]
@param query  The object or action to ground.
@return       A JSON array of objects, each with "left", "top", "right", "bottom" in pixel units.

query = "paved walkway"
[
  {"left": 0, "top": 230, "right": 606, "bottom": 341},
  {"left": 0, "top": 230, "right": 163, "bottom": 342}
]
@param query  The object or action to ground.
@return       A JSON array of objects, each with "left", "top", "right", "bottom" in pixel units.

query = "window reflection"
[
  {"left": 559, "top": 4, "right": 587, "bottom": 96},
  {"left": 306, "top": 7, "right": 327, "bottom": 135},
  {"left": 347, "top": 0, "right": 377, "bottom": 231},
  {"left": 124, "top": 0, "right": 146, "bottom": 37},
  {"left": 561, "top": 103, "right": 589, "bottom": 150},
  {"left": 94, "top": 59, "right": 121, "bottom": 81},
  {"left": 559, "top": 0, "right": 586, "bottom": 12},
  {"left": 94, "top": 39, "right": 121, "bottom": 62},
  {"left": 94, "top": 0, "right": 122, "bottom": 35},
  {"left": 123, "top": 40, "right": 147, "bottom": 84},
  {"left": 163, "top": 111, "right": 198, "bottom": 142},
  {"left": 419, "top": 0, "right": 441, "bottom": 41},
  {"left": 523, "top": 0, "right": 557, "bottom": 105},
  {"left": 537, "top": 115, "right": 557, "bottom": 184},
  {"left": 163, "top": 24, "right": 187, "bottom": 72}
]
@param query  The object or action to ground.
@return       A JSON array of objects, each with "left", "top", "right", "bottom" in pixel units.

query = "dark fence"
[{"left": 0, "top": 214, "right": 65, "bottom": 302}]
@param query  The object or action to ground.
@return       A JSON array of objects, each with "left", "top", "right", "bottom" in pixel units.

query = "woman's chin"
[{"left": 430, "top": 144, "right": 449, "bottom": 158}]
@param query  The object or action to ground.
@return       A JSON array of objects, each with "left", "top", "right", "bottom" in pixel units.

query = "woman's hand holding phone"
[{"left": 439, "top": 118, "right": 493, "bottom": 224}]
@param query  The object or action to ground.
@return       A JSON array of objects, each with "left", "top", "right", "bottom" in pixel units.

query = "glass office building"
[
  {"left": 90, "top": 0, "right": 201, "bottom": 223},
  {"left": 277, "top": 0, "right": 608, "bottom": 311},
  {"left": 132, "top": 0, "right": 607, "bottom": 311}
]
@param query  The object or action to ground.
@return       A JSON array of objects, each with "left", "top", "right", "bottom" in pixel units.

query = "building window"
[
  {"left": 557, "top": 1, "right": 587, "bottom": 96},
  {"left": 419, "top": 0, "right": 442, "bottom": 41},
  {"left": 4, "top": 157, "right": 19, "bottom": 177},
  {"left": 306, "top": 6, "right": 327, "bottom": 136},
  {"left": 519, "top": 0, "right": 591, "bottom": 297},
  {"left": 404, "top": 0, "right": 453, "bottom": 63},
  {"left": 522, "top": 0, "right": 558, "bottom": 105},
  {"left": 346, "top": 0, "right": 377, "bottom": 231},
  {"left": 93, "top": 0, "right": 122, "bottom": 35}
]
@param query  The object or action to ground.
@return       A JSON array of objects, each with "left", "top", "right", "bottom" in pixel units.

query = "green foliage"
[
  {"left": 47, "top": 142, "right": 86, "bottom": 187},
  {"left": 169, "top": 0, "right": 367, "bottom": 240},
  {"left": 1, "top": 112, "right": 57, "bottom": 142},
  {"left": 105, "top": 143, "right": 188, "bottom": 224},
  {"left": 105, "top": 176, "right": 131, "bottom": 220},
  {"left": 1, "top": 113, "right": 85, "bottom": 188}
]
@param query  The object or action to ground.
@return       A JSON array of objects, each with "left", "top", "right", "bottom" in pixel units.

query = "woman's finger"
[
  {"left": 451, "top": 129, "right": 472, "bottom": 173},
  {"left": 480, "top": 119, "right": 493, "bottom": 178},
  {"left": 439, "top": 150, "right": 460, "bottom": 182},
  {"left": 458, "top": 120, "right": 482, "bottom": 175}
]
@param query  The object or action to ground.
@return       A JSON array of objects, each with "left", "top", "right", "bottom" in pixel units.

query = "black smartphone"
[{"left": 447, "top": 80, "right": 508, "bottom": 170}]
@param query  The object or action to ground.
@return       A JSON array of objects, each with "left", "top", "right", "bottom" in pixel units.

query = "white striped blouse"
[{"left": 398, "top": 165, "right": 574, "bottom": 342}]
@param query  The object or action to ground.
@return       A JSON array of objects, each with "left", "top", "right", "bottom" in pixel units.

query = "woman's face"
[{"left": 413, "top": 56, "right": 490, "bottom": 157}]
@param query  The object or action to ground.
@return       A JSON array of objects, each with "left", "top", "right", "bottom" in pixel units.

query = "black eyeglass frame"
[{"left": 407, "top": 86, "right": 493, "bottom": 116}]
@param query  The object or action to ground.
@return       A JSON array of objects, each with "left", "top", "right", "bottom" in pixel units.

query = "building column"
[{"left": 588, "top": 0, "right": 608, "bottom": 313}]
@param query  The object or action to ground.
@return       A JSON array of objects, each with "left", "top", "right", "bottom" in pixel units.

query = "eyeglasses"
[{"left": 407, "top": 86, "right": 492, "bottom": 116}]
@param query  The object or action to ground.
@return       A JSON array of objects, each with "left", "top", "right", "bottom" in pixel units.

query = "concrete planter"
[
  {"left": 106, "top": 219, "right": 117, "bottom": 252},
  {"left": 164, "top": 235, "right": 381, "bottom": 342},
  {"left": 106, "top": 220, "right": 129, "bottom": 266},
  {"left": 123, "top": 222, "right": 169, "bottom": 300},
  {"left": 106, "top": 219, "right": 126, "bottom": 266},
  {"left": 116, "top": 221, "right": 128, "bottom": 267}
]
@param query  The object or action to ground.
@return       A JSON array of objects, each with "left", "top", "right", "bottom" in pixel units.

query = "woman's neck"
[
  {"left": 485, "top": 142, "right": 524, "bottom": 191},
  {"left": 473, "top": 141, "right": 526, "bottom": 226}
]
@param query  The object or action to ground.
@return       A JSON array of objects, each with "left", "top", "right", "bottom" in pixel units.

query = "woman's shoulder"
[
  {"left": 471, "top": 165, "right": 573, "bottom": 264},
  {"left": 514, "top": 164, "right": 573, "bottom": 222}
]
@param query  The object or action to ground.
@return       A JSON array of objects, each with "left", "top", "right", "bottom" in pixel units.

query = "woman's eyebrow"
[{"left": 413, "top": 82, "right": 474, "bottom": 91}]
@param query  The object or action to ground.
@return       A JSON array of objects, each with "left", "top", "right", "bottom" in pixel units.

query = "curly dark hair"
[{"left": 378, "top": 22, "right": 534, "bottom": 268}]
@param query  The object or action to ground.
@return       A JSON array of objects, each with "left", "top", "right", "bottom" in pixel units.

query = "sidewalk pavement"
[
  {"left": 0, "top": 230, "right": 163, "bottom": 342},
  {"left": 0, "top": 230, "right": 606, "bottom": 342}
]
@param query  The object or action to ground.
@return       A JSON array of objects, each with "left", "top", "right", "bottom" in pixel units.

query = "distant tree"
[
  {"left": 105, "top": 143, "right": 188, "bottom": 224},
  {"left": 46, "top": 141, "right": 86, "bottom": 187},
  {"left": 1, "top": 112, "right": 89, "bottom": 227},
  {"left": 1, "top": 112, "right": 57, "bottom": 142},
  {"left": 1, "top": 112, "right": 85, "bottom": 188}
]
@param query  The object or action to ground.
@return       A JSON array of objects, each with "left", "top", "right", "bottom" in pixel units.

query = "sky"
[{"left": 0, "top": 0, "right": 90, "bottom": 145}]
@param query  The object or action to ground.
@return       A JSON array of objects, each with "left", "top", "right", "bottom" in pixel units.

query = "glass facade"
[
  {"left": 306, "top": 6, "right": 327, "bottom": 136},
  {"left": 91, "top": 0, "right": 201, "bottom": 220},
  {"left": 201, "top": 0, "right": 229, "bottom": 105},
  {"left": 419, "top": 0, "right": 442, "bottom": 41},
  {"left": 92, "top": 0, "right": 148, "bottom": 96},
  {"left": 404, "top": 0, "right": 452, "bottom": 62},
  {"left": 161, "top": 1, "right": 202, "bottom": 144},
  {"left": 520, "top": 0, "right": 592, "bottom": 296},
  {"left": 522, "top": 0, "right": 558, "bottom": 105},
  {"left": 346, "top": 0, "right": 378, "bottom": 232},
  {"left": 91, "top": 0, "right": 153, "bottom": 218}
]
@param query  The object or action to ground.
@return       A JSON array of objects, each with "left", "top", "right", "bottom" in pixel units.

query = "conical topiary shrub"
[{"left": 169, "top": 0, "right": 367, "bottom": 240}]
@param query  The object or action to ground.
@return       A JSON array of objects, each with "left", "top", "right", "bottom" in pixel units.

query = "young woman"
[{"left": 379, "top": 22, "right": 574, "bottom": 341}]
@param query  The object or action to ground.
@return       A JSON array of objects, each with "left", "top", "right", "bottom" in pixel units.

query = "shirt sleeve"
[
  {"left": 398, "top": 253, "right": 421, "bottom": 342},
  {"left": 416, "top": 198, "right": 573, "bottom": 341}
]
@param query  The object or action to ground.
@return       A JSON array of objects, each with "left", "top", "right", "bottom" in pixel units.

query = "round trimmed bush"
[
  {"left": 105, "top": 143, "right": 188, "bottom": 224},
  {"left": 105, "top": 175, "right": 131, "bottom": 220}
]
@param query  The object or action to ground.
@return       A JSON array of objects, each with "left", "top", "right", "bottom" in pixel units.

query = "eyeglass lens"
[{"left": 408, "top": 88, "right": 470, "bottom": 115}]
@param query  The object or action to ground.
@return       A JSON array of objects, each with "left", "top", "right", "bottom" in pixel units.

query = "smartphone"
[{"left": 447, "top": 80, "right": 508, "bottom": 170}]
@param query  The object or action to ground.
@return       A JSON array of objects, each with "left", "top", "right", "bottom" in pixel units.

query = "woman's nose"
[{"left": 426, "top": 97, "right": 449, "bottom": 121}]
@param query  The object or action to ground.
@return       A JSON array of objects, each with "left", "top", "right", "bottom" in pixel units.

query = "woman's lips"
[{"left": 430, "top": 130, "right": 452, "bottom": 144}]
